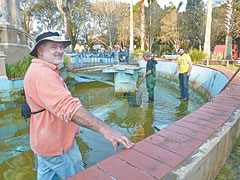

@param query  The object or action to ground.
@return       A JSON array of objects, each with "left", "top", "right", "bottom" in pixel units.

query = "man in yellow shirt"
[
  {"left": 74, "top": 41, "right": 87, "bottom": 66},
  {"left": 174, "top": 48, "right": 193, "bottom": 101}
]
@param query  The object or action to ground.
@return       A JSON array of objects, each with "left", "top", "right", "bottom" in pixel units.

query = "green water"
[{"left": 0, "top": 74, "right": 207, "bottom": 180}]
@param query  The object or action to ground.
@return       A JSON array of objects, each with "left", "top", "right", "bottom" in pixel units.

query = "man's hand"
[
  {"left": 72, "top": 106, "right": 134, "bottom": 152},
  {"left": 103, "top": 127, "right": 134, "bottom": 152},
  {"left": 187, "top": 72, "right": 191, "bottom": 76}
]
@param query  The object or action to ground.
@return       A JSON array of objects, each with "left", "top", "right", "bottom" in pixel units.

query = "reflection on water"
[{"left": 0, "top": 75, "right": 208, "bottom": 179}]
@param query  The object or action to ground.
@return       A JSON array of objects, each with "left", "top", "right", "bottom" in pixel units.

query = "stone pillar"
[
  {"left": 0, "top": 49, "right": 7, "bottom": 77},
  {"left": 11, "top": 0, "right": 22, "bottom": 29},
  {"left": 0, "top": 0, "right": 11, "bottom": 25},
  {"left": 0, "top": 0, "right": 32, "bottom": 64},
  {"left": 0, "top": 0, "right": 22, "bottom": 28}
]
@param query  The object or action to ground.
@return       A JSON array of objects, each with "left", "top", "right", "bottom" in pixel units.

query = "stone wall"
[{"left": 0, "top": 0, "right": 33, "bottom": 72}]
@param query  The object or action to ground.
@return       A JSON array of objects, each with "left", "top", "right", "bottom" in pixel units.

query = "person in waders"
[{"left": 143, "top": 53, "right": 158, "bottom": 103}]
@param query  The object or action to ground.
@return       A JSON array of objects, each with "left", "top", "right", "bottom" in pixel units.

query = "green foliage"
[
  {"left": 134, "top": 49, "right": 147, "bottom": 54},
  {"left": 5, "top": 56, "right": 33, "bottom": 79},
  {"left": 63, "top": 55, "right": 70, "bottom": 67},
  {"left": 211, "top": 53, "right": 223, "bottom": 60},
  {"left": 183, "top": 0, "right": 205, "bottom": 48},
  {"left": 30, "top": 0, "right": 61, "bottom": 31},
  {"left": 189, "top": 49, "right": 206, "bottom": 64}
]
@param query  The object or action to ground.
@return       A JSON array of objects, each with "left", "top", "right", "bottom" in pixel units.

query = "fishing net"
[{"left": 126, "top": 92, "right": 143, "bottom": 107}]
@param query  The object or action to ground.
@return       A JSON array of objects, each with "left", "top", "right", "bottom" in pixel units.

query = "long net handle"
[
  {"left": 137, "top": 78, "right": 144, "bottom": 89},
  {"left": 220, "top": 66, "right": 240, "bottom": 93}
]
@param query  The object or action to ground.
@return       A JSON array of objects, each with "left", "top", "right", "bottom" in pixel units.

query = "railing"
[
  {"left": 65, "top": 51, "right": 139, "bottom": 69},
  {"left": 202, "top": 59, "right": 240, "bottom": 67}
]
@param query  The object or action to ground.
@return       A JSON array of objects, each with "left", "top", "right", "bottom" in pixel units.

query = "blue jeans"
[
  {"left": 179, "top": 72, "right": 189, "bottom": 98},
  {"left": 75, "top": 52, "right": 84, "bottom": 66},
  {"left": 35, "top": 139, "right": 84, "bottom": 180}
]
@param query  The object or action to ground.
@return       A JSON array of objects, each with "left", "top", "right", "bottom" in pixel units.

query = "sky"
[{"left": 118, "top": 0, "right": 209, "bottom": 12}]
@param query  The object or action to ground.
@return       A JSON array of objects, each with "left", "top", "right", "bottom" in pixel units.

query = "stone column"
[
  {"left": 0, "top": 49, "right": 7, "bottom": 77},
  {"left": 11, "top": 0, "right": 22, "bottom": 29},
  {"left": 0, "top": 0, "right": 22, "bottom": 28},
  {"left": 0, "top": 0, "right": 11, "bottom": 25},
  {"left": 0, "top": 0, "right": 31, "bottom": 64}
]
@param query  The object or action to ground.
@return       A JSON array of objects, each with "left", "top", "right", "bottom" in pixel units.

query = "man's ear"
[{"left": 37, "top": 45, "right": 43, "bottom": 57}]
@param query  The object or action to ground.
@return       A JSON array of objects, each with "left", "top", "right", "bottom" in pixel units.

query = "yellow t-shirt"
[
  {"left": 75, "top": 44, "right": 85, "bottom": 53},
  {"left": 177, "top": 54, "right": 191, "bottom": 74}
]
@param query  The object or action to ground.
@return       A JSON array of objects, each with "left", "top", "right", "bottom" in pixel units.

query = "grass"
[{"left": 215, "top": 138, "right": 240, "bottom": 180}]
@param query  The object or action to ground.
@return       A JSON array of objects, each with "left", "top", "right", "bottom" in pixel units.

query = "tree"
[
  {"left": 117, "top": 15, "right": 130, "bottom": 48},
  {"left": 233, "top": 0, "right": 240, "bottom": 39},
  {"left": 224, "top": 0, "right": 236, "bottom": 59},
  {"left": 56, "top": 0, "right": 74, "bottom": 40},
  {"left": 210, "top": 2, "right": 227, "bottom": 46},
  {"left": 203, "top": 0, "right": 213, "bottom": 58},
  {"left": 165, "top": 1, "right": 183, "bottom": 12},
  {"left": 130, "top": 0, "right": 134, "bottom": 51},
  {"left": 140, "top": 0, "right": 146, "bottom": 50},
  {"left": 91, "top": 0, "right": 129, "bottom": 47},
  {"left": 32, "top": 0, "right": 61, "bottom": 32},
  {"left": 29, "top": 0, "right": 62, "bottom": 33},
  {"left": 160, "top": 9, "right": 181, "bottom": 52},
  {"left": 184, "top": 0, "right": 205, "bottom": 49},
  {"left": 68, "top": 0, "right": 90, "bottom": 50},
  {"left": 145, "top": 1, "right": 163, "bottom": 51},
  {"left": 20, "top": 0, "right": 34, "bottom": 35}
]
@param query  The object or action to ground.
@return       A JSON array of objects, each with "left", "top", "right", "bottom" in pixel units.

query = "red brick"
[
  {"left": 156, "top": 128, "right": 203, "bottom": 149},
  {"left": 201, "top": 103, "right": 237, "bottom": 113},
  {"left": 174, "top": 120, "right": 216, "bottom": 134},
  {"left": 71, "top": 166, "right": 112, "bottom": 180},
  {"left": 96, "top": 156, "right": 155, "bottom": 180},
  {"left": 198, "top": 109, "right": 231, "bottom": 120},
  {"left": 65, "top": 177, "right": 74, "bottom": 180},
  {"left": 212, "top": 96, "right": 240, "bottom": 105},
  {"left": 211, "top": 99, "right": 240, "bottom": 106},
  {"left": 165, "top": 124, "right": 210, "bottom": 141},
  {"left": 186, "top": 113, "right": 226, "bottom": 124},
  {"left": 193, "top": 110, "right": 229, "bottom": 121},
  {"left": 133, "top": 140, "right": 185, "bottom": 167},
  {"left": 206, "top": 101, "right": 238, "bottom": 108},
  {"left": 116, "top": 148, "right": 172, "bottom": 179},
  {"left": 182, "top": 117, "right": 222, "bottom": 129},
  {"left": 198, "top": 106, "right": 235, "bottom": 116},
  {"left": 145, "top": 134, "right": 195, "bottom": 157}
]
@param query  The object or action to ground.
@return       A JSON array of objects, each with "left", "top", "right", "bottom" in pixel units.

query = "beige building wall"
[
  {"left": 0, "top": 0, "right": 33, "bottom": 73},
  {"left": 0, "top": 50, "right": 6, "bottom": 76}
]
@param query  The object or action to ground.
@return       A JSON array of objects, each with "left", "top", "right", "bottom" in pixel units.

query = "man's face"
[
  {"left": 39, "top": 41, "right": 64, "bottom": 65},
  {"left": 179, "top": 49, "right": 184, "bottom": 55},
  {"left": 143, "top": 56, "right": 150, "bottom": 61},
  {"left": 79, "top": 41, "right": 82, "bottom": 46}
]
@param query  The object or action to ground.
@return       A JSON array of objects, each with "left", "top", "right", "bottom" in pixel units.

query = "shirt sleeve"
[{"left": 33, "top": 69, "right": 82, "bottom": 122}]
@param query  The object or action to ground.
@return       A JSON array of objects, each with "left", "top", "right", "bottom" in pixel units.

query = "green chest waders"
[{"left": 146, "top": 66, "right": 156, "bottom": 100}]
